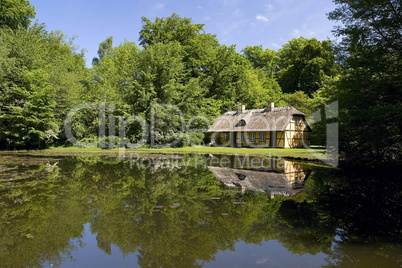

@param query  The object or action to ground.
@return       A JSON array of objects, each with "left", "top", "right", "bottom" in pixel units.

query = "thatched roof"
[
  {"left": 208, "top": 166, "right": 304, "bottom": 196},
  {"left": 207, "top": 106, "right": 305, "bottom": 132}
]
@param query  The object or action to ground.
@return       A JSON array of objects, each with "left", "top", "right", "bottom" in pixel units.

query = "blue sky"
[{"left": 30, "top": 0, "right": 338, "bottom": 66}]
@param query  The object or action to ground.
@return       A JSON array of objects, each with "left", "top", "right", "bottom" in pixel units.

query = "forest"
[{"left": 0, "top": 0, "right": 401, "bottom": 169}]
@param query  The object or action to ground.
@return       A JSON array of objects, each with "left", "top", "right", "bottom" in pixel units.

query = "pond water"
[{"left": 0, "top": 153, "right": 400, "bottom": 267}]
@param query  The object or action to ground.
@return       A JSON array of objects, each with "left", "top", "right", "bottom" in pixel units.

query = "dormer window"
[
  {"left": 236, "top": 119, "right": 246, "bottom": 127},
  {"left": 235, "top": 172, "right": 246, "bottom": 180}
]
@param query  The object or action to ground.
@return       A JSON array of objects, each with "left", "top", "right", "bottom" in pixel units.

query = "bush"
[
  {"left": 98, "top": 136, "right": 120, "bottom": 148},
  {"left": 189, "top": 132, "right": 204, "bottom": 146},
  {"left": 171, "top": 133, "right": 190, "bottom": 148}
]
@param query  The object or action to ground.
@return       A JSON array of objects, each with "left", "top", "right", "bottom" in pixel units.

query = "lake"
[{"left": 0, "top": 153, "right": 400, "bottom": 267}]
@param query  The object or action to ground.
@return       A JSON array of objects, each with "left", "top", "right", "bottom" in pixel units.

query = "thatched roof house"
[{"left": 207, "top": 103, "right": 311, "bottom": 148}]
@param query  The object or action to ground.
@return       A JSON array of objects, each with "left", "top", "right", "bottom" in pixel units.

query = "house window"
[
  {"left": 295, "top": 116, "right": 300, "bottom": 126},
  {"left": 260, "top": 132, "right": 266, "bottom": 142},
  {"left": 240, "top": 132, "right": 246, "bottom": 142},
  {"left": 249, "top": 132, "right": 256, "bottom": 142},
  {"left": 222, "top": 133, "right": 228, "bottom": 141}
]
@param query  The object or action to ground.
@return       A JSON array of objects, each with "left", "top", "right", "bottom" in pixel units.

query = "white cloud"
[
  {"left": 271, "top": 42, "right": 280, "bottom": 48},
  {"left": 292, "top": 29, "right": 300, "bottom": 36},
  {"left": 256, "top": 258, "right": 268, "bottom": 265},
  {"left": 265, "top": 4, "right": 274, "bottom": 10},
  {"left": 155, "top": 3, "right": 166, "bottom": 9},
  {"left": 307, "top": 31, "right": 315, "bottom": 37},
  {"left": 197, "top": 5, "right": 203, "bottom": 10},
  {"left": 256, "top": 15, "right": 269, "bottom": 22}
]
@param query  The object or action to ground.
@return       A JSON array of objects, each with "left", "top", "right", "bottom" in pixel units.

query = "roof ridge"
[{"left": 225, "top": 105, "right": 298, "bottom": 114}]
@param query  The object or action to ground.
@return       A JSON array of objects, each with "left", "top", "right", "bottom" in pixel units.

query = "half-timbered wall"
[
  {"left": 234, "top": 132, "right": 271, "bottom": 147},
  {"left": 283, "top": 116, "right": 309, "bottom": 148}
]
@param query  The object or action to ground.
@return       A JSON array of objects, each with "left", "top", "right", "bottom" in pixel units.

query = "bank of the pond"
[{"left": 0, "top": 146, "right": 326, "bottom": 161}]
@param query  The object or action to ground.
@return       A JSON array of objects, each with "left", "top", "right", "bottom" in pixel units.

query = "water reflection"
[
  {"left": 208, "top": 156, "right": 311, "bottom": 197},
  {"left": 0, "top": 154, "right": 400, "bottom": 267}
]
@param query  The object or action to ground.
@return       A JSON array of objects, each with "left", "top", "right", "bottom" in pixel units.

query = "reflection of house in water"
[{"left": 208, "top": 157, "right": 311, "bottom": 198}]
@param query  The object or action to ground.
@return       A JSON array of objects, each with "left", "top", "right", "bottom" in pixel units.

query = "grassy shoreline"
[{"left": 0, "top": 146, "right": 326, "bottom": 161}]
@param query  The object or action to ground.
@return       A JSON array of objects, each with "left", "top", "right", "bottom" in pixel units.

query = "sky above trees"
[{"left": 30, "top": 0, "right": 337, "bottom": 66}]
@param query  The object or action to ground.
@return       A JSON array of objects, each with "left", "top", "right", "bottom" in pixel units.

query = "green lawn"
[
  {"left": 4, "top": 145, "right": 326, "bottom": 160},
  {"left": 134, "top": 146, "right": 325, "bottom": 158}
]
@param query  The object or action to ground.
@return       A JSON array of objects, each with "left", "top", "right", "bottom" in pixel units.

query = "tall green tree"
[
  {"left": 139, "top": 13, "right": 219, "bottom": 78},
  {"left": 202, "top": 44, "right": 285, "bottom": 111},
  {"left": 0, "top": 24, "right": 86, "bottom": 149},
  {"left": 0, "top": 0, "right": 36, "bottom": 30},
  {"left": 241, "top": 45, "right": 285, "bottom": 107},
  {"left": 242, "top": 45, "right": 278, "bottom": 78},
  {"left": 284, "top": 91, "right": 312, "bottom": 114},
  {"left": 328, "top": 0, "right": 402, "bottom": 167},
  {"left": 0, "top": 25, "right": 57, "bottom": 149},
  {"left": 139, "top": 12, "right": 215, "bottom": 47},
  {"left": 91, "top": 36, "right": 113, "bottom": 66},
  {"left": 277, "top": 37, "right": 337, "bottom": 96}
]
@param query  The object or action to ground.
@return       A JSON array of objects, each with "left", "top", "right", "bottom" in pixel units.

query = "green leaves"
[
  {"left": 277, "top": 37, "right": 337, "bottom": 96},
  {"left": 328, "top": 0, "right": 402, "bottom": 167},
  {"left": 0, "top": 24, "right": 86, "bottom": 149},
  {"left": 242, "top": 45, "right": 278, "bottom": 77},
  {"left": 139, "top": 13, "right": 214, "bottom": 47},
  {"left": 0, "top": 0, "right": 36, "bottom": 30}
]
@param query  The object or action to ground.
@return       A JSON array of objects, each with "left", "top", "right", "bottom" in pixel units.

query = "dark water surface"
[{"left": 0, "top": 154, "right": 400, "bottom": 267}]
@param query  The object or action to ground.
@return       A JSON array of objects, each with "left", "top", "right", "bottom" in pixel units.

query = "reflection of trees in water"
[
  {"left": 0, "top": 160, "right": 89, "bottom": 268},
  {"left": 0, "top": 156, "right": 400, "bottom": 267},
  {"left": 323, "top": 241, "right": 401, "bottom": 268},
  {"left": 309, "top": 168, "right": 402, "bottom": 268},
  {"left": 275, "top": 200, "right": 334, "bottom": 255},
  {"left": 313, "top": 169, "right": 401, "bottom": 240}
]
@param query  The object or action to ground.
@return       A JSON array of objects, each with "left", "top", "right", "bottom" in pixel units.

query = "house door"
[
  {"left": 231, "top": 132, "right": 236, "bottom": 147},
  {"left": 270, "top": 131, "right": 277, "bottom": 148}
]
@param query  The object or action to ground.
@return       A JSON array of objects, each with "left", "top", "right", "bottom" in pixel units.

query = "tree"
[
  {"left": 138, "top": 13, "right": 219, "bottom": 78},
  {"left": 0, "top": 25, "right": 57, "bottom": 149},
  {"left": 242, "top": 45, "right": 278, "bottom": 78},
  {"left": 328, "top": 0, "right": 402, "bottom": 167},
  {"left": 138, "top": 13, "right": 217, "bottom": 49},
  {"left": 235, "top": 65, "right": 285, "bottom": 109},
  {"left": 0, "top": 0, "right": 36, "bottom": 30},
  {"left": 0, "top": 24, "right": 87, "bottom": 149},
  {"left": 201, "top": 45, "right": 285, "bottom": 112},
  {"left": 277, "top": 37, "right": 337, "bottom": 96},
  {"left": 241, "top": 45, "right": 285, "bottom": 107},
  {"left": 284, "top": 91, "right": 312, "bottom": 114},
  {"left": 92, "top": 36, "right": 113, "bottom": 66}
]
